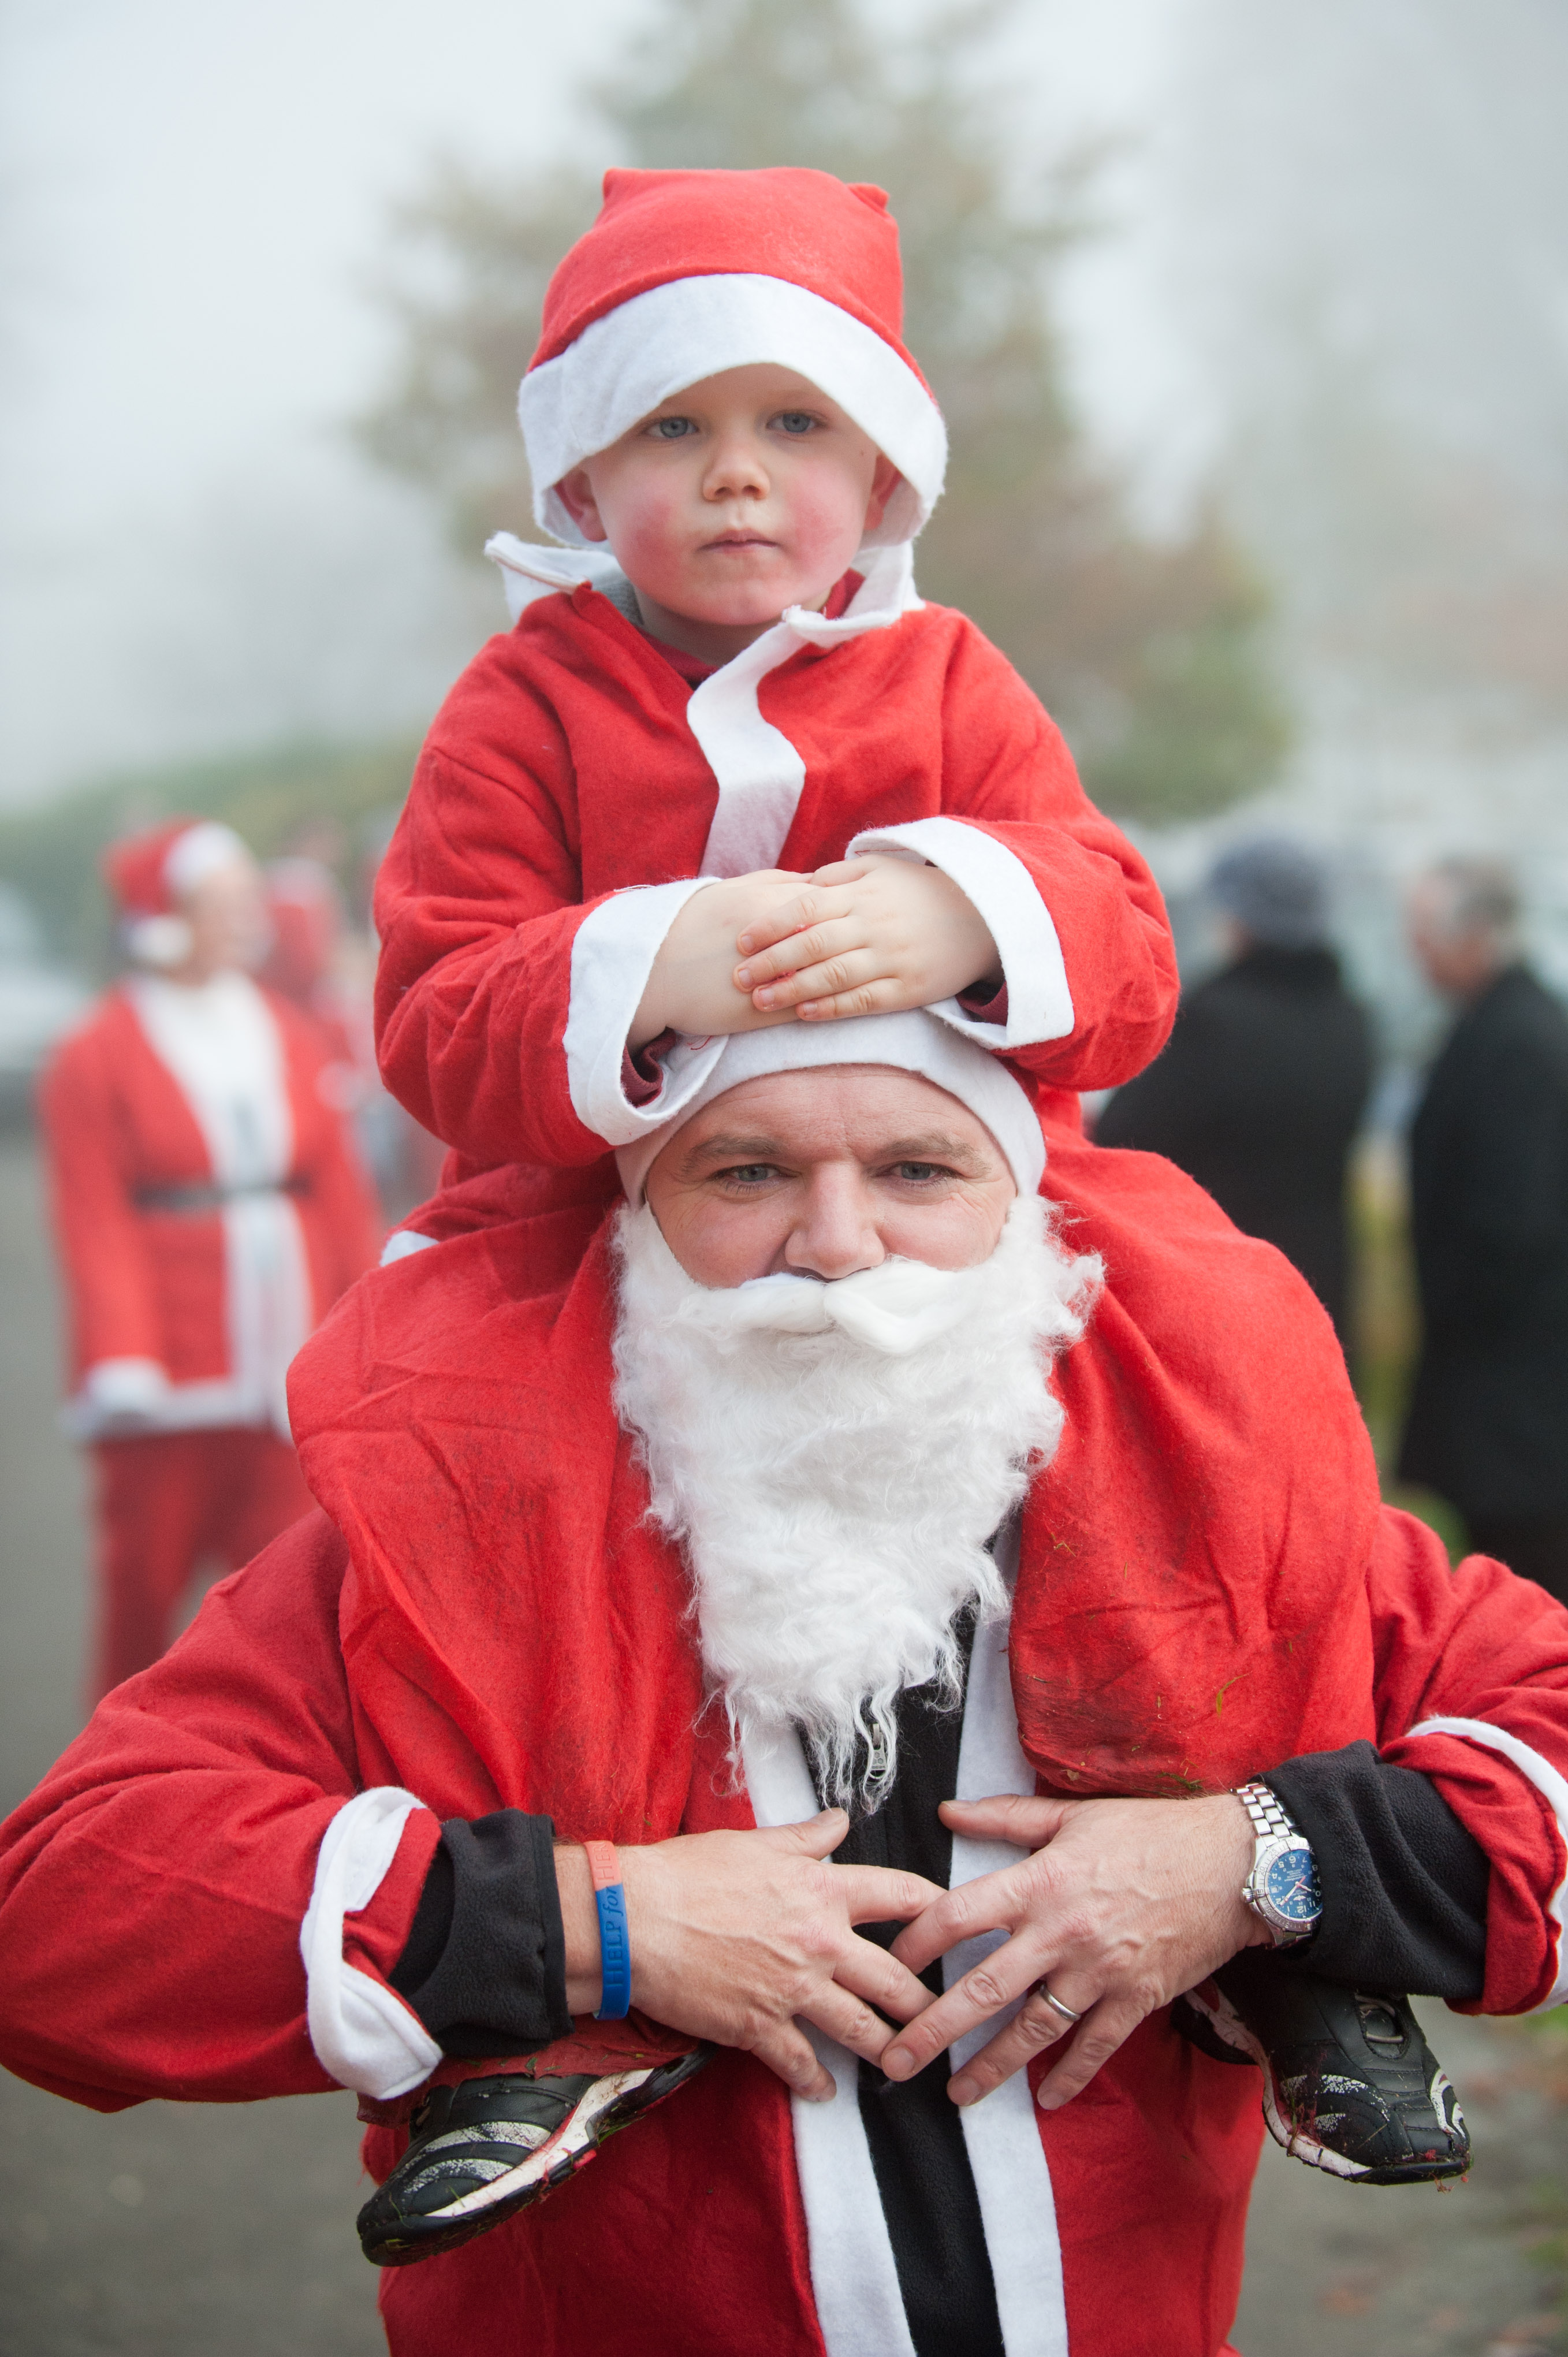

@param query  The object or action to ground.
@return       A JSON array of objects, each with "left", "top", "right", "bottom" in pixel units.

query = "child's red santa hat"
[
  {"left": 519, "top": 167, "right": 947, "bottom": 550},
  {"left": 103, "top": 818, "right": 249, "bottom": 968}
]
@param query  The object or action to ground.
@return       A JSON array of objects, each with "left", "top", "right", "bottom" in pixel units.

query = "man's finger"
[
  {"left": 758, "top": 1809, "right": 850, "bottom": 1860},
  {"left": 749, "top": 2025, "right": 838, "bottom": 2104},
  {"left": 833, "top": 1931, "right": 944, "bottom": 2025},
  {"left": 802, "top": 1984, "right": 907, "bottom": 2069},
  {"left": 887, "top": 1867, "right": 1025, "bottom": 1976},
  {"left": 1033, "top": 2004, "right": 1142, "bottom": 2112},
  {"left": 938, "top": 1794, "right": 1074, "bottom": 1845},
  {"left": 834, "top": 1864, "right": 944, "bottom": 1924},
  {"left": 879, "top": 1931, "right": 1045, "bottom": 2080},
  {"left": 947, "top": 1980, "right": 1097, "bottom": 2107}
]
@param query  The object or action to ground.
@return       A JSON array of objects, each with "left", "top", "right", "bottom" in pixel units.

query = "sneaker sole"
[
  {"left": 1178, "top": 1983, "right": 1468, "bottom": 2185},
  {"left": 363, "top": 2047, "right": 711, "bottom": 2267}
]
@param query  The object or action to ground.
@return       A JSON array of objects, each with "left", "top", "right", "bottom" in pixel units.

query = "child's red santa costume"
[
  {"left": 38, "top": 820, "right": 382, "bottom": 1695},
  {"left": 373, "top": 166, "right": 1179, "bottom": 1197},
  {"left": 5, "top": 1035, "right": 1568, "bottom": 2355}
]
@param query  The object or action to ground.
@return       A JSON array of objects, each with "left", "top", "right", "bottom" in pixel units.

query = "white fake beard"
[{"left": 610, "top": 1195, "right": 1100, "bottom": 1807}]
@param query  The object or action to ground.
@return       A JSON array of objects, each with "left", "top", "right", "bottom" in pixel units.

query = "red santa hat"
[
  {"left": 614, "top": 1010, "right": 1045, "bottom": 1209},
  {"left": 519, "top": 167, "right": 947, "bottom": 550},
  {"left": 102, "top": 818, "right": 249, "bottom": 968}
]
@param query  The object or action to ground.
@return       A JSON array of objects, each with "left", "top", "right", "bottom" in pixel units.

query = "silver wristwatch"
[{"left": 1234, "top": 1780, "right": 1322, "bottom": 1946}]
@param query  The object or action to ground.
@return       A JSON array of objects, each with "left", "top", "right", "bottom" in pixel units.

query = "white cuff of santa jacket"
[
  {"left": 68, "top": 1357, "right": 172, "bottom": 1435},
  {"left": 844, "top": 818, "right": 1075, "bottom": 1051},
  {"left": 300, "top": 1787, "right": 441, "bottom": 2100},
  {"left": 1406, "top": 1715, "right": 1568, "bottom": 2009},
  {"left": 564, "top": 878, "right": 731, "bottom": 1148}
]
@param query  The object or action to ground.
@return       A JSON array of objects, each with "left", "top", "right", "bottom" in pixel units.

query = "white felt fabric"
[
  {"left": 300, "top": 1788, "right": 442, "bottom": 2102},
  {"left": 1406, "top": 1715, "right": 1568, "bottom": 2008},
  {"left": 564, "top": 878, "right": 728, "bottom": 1148},
  {"left": 740, "top": 1720, "right": 919, "bottom": 2357},
  {"left": 66, "top": 976, "right": 311, "bottom": 1441},
  {"left": 944, "top": 1530, "right": 1070, "bottom": 2357},
  {"left": 847, "top": 818, "right": 1076, "bottom": 1053},
  {"left": 612, "top": 1007, "right": 1047, "bottom": 1208},
  {"left": 741, "top": 1557, "right": 1068, "bottom": 2356},
  {"left": 518, "top": 274, "right": 947, "bottom": 549}
]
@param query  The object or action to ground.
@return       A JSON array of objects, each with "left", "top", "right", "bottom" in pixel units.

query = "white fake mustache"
[{"left": 665, "top": 1253, "right": 980, "bottom": 1357}]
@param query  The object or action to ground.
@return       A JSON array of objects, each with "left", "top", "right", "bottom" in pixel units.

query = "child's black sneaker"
[
  {"left": 1172, "top": 1953, "right": 1469, "bottom": 2185},
  {"left": 358, "top": 2046, "right": 714, "bottom": 2266}
]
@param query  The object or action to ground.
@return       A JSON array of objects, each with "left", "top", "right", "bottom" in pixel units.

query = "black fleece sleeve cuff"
[
  {"left": 389, "top": 1809, "right": 573, "bottom": 2058},
  {"left": 1264, "top": 1741, "right": 1489, "bottom": 2001}
]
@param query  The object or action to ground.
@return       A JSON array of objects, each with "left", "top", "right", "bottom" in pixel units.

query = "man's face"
[
  {"left": 643, "top": 1066, "right": 1018, "bottom": 1289},
  {"left": 555, "top": 364, "right": 900, "bottom": 635},
  {"left": 180, "top": 857, "right": 271, "bottom": 980},
  {"left": 1406, "top": 878, "right": 1500, "bottom": 1001}
]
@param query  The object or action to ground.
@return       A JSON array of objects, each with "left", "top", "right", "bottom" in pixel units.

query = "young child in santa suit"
[
  {"left": 351, "top": 163, "right": 1461, "bottom": 2262},
  {"left": 372, "top": 162, "right": 1178, "bottom": 1242}
]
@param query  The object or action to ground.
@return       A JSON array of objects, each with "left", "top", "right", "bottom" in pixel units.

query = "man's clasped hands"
[{"left": 556, "top": 1792, "right": 1269, "bottom": 2118}]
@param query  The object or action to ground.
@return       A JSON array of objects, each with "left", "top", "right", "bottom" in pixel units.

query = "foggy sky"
[{"left": 2, "top": 0, "right": 1562, "bottom": 832}]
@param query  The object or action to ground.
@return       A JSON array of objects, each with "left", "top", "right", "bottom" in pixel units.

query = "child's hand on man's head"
[
  {"left": 732, "top": 855, "right": 1001, "bottom": 1023},
  {"left": 630, "top": 872, "right": 809, "bottom": 1049}
]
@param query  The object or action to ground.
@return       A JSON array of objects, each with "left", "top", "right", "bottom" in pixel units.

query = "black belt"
[{"left": 134, "top": 1178, "right": 310, "bottom": 1213}]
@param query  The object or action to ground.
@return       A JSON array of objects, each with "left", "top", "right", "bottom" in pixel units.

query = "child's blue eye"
[
  {"left": 649, "top": 416, "right": 698, "bottom": 440},
  {"left": 774, "top": 412, "right": 818, "bottom": 435}
]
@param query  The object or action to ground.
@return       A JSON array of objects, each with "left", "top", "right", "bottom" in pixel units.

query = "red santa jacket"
[
  {"left": 3, "top": 1112, "right": 1566, "bottom": 2357},
  {"left": 39, "top": 974, "right": 382, "bottom": 1438},
  {"left": 374, "top": 549, "right": 1179, "bottom": 1179}
]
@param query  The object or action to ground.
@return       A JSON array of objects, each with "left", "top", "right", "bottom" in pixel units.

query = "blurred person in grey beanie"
[
  {"left": 1096, "top": 837, "right": 1372, "bottom": 1345},
  {"left": 1399, "top": 858, "right": 1568, "bottom": 1599}
]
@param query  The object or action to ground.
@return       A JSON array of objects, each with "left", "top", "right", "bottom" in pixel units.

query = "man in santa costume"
[
  {"left": 38, "top": 818, "right": 382, "bottom": 1698},
  {"left": 3, "top": 1012, "right": 1565, "bottom": 2357}
]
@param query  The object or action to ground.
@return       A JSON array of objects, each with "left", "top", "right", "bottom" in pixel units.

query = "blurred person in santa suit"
[
  {"left": 1094, "top": 838, "right": 1372, "bottom": 1347},
  {"left": 38, "top": 820, "right": 383, "bottom": 1700},
  {"left": 1399, "top": 858, "right": 1568, "bottom": 1599}
]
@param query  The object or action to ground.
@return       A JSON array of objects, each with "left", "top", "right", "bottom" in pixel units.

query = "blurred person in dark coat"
[
  {"left": 1398, "top": 858, "right": 1568, "bottom": 1598},
  {"left": 1095, "top": 838, "right": 1372, "bottom": 1342}
]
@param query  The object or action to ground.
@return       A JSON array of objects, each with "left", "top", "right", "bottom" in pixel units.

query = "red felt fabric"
[
  {"left": 39, "top": 986, "right": 382, "bottom": 1390},
  {"left": 531, "top": 165, "right": 917, "bottom": 386},
  {"left": 90, "top": 1428, "right": 312, "bottom": 1700},
  {"left": 372, "top": 587, "right": 1179, "bottom": 1174}
]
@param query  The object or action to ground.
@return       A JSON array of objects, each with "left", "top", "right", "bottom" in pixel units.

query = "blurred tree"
[{"left": 357, "top": 0, "right": 1287, "bottom": 822}]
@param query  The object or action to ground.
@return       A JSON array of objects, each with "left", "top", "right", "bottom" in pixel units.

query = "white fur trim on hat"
[
  {"left": 613, "top": 1010, "right": 1044, "bottom": 1208},
  {"left": 163, "top": 822, "right": 249, "bottom": 900},
  {"left": 520, "top": 274, "right": 947, "bottom": 550}
]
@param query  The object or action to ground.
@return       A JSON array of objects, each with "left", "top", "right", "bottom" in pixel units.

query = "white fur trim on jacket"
[
  {"left": 519, "top": 274, "right": 947, "bottom": 548},
  {"left": 485, "top": 536, "right": 921, "bottom": 885},
  {"left": 565, "top": 880, "right": 729, "bottom": 1147},
  {"left": 740, "top": 1569, "right": 1068, "bottom": 2357},
  {"left": 300, "top": 1788, "right": 442, "bottom": 2101},
  {"left": 1405, "top": 1715, "right": 1568, "bottom": 2009},
  {"left": 691, "top": 545, "right": 921, "bottom": 878},
  {"left": 847, "top": 817, "right": 1076, "bottom": 1051}
]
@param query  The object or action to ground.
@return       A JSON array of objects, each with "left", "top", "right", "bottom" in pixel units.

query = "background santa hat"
[
  {"left": 614, "top": 1009, "right": 1045, "bottom": 1209},
  {"left": 519, "top": 166, "right": 948, "bottom": 550},
  {"left": 103, "top": 818, "right": 250, "bottom": 969}
]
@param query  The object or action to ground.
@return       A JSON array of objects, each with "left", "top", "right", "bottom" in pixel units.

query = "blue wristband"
[{"left": 585, "top": 1840, "right": 632, "bottom": 2020}]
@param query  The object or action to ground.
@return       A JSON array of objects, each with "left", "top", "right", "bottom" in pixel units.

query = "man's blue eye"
[
  {"left": 725, "top": 1166, "right": 778, "bottom": 1185},
  {"left": 893, "top": 1163, "right": 943, "bottom": 1182}
]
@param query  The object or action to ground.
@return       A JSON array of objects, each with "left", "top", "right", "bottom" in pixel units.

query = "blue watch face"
[{"left": 1264, "top": 1845, "right": 1322, "bottom": 1924}]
